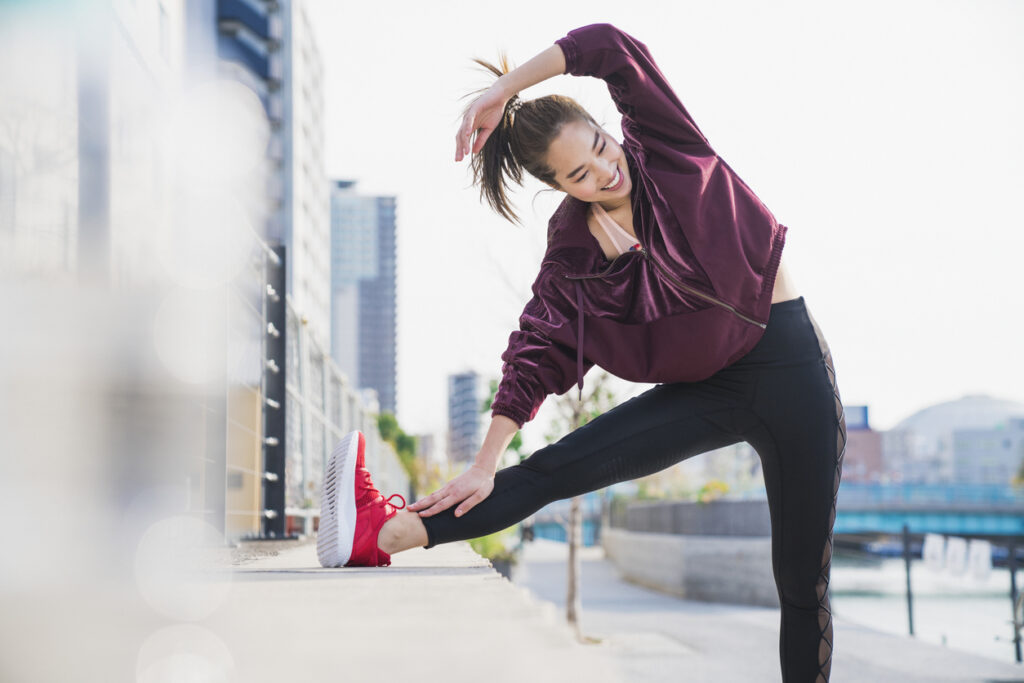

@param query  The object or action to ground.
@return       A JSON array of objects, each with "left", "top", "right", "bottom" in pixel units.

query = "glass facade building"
[{"left": 329, "top": 180, "right": 398, "bottom": 416}]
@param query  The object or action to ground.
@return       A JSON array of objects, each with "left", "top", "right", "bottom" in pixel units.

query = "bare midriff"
[{"left": 770, "top": 251, "right": 800, "bottom": 304}]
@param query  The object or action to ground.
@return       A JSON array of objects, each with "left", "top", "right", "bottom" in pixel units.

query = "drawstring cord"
[{"left": 574, "top": 280, "right": 585, "bottom": 401}]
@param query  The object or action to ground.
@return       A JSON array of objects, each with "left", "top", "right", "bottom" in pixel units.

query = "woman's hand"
[
  {"left": 454, "top": 44, "right": 566, "bottom": 162},
  {"left": 408, "top": 463, "right": 495, "bottom": 518},
  {"left": 455, "top": 84, "right": 510, "bottom": 162}
]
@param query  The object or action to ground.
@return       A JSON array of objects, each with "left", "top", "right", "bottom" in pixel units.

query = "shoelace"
[
  {"left": 355, "top": 461, "right": 406, "bottom": 514},
  {"left": 384, "top": 493, "right": 407, "bottom": 513}
]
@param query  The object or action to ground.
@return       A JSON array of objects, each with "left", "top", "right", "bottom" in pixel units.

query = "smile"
[{"left": 602, "top": 166, "right": 624, "bottom": 192}]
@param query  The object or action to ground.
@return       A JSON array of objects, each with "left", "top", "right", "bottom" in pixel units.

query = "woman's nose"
[{"left": 599, "top": 161, "right": 616, "bottom": 184}]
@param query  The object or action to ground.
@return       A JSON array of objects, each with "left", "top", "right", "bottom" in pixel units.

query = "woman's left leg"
[
  {"left": 418, "top": 377, "right": 749, "bottom": 549},
  {"left": 736, "top": 298, "right": 847, "bottom": 683}
]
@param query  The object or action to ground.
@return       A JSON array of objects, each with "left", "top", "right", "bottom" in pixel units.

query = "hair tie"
[{"left": 507, "top": 94, "right": 523, "bottom": 116}]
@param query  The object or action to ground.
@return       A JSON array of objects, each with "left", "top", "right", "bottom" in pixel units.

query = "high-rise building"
[
  {"left": 214, "top": 0, "right": 339, "bottom": 535},
  {"left": 329, "top": 180, "right": 398, "bottom": 415},
  {"left": 279, "top": 0, "right": 330, "bottom": 345},
  {"left": 204, "top": 0, "right": 283, "bottom": 241},
  {"left": 448, "top": 371, "right": 488, "bottom": 466},
  {"left": 214, "top": 0, "right": 329, "bottom": 344}
]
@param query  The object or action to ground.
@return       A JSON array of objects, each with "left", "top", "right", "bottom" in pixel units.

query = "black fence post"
[
  {"left": 1011, "top": 540, "right": 1021, "bottom": 663},
  {"left": 903, "top": 523, "right": 914, "bottom": 636},
  {"left": 262, "top": 245, "right": 287, "bottom": 538}
]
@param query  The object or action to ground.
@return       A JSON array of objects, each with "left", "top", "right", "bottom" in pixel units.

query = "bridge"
[
  {"left": 834, "top": 483, "right": 1024, "bottom": 537},
  {"left": 529, "top": 484, "right": 1024, "bottom": 544}
]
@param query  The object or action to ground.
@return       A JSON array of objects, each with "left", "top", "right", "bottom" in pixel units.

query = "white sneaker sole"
[{"left": 316, "top": 430, "right": 361, "bottom": 567}]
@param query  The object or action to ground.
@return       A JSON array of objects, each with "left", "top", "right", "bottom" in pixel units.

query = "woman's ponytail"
[
  {"left": 467, "top": 55, "right": 524, "bottom": 224},
  {"left": 464, "top": 54, "right": 600, "bottom": 224}
]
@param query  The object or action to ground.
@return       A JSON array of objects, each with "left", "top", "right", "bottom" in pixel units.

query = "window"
[
  {"left": 159, "top": 4, "right": 169, "bottom": 62},
  {"left": 0, "top": 147, "right": 14, "bottom": 233}
]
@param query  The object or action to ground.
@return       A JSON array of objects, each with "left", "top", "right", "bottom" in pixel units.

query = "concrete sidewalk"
[
  {"left": 205, "top": 539, "right": 623, "bottom": 683},
  {"left": 24, "top": 533, "right": 1013, "bottom": 682},
  {"left": 515, "top": 539, "right": 1024, "bottom": 682},
  {"left": 209, "top": 536, "right": 1024, "bottom": 682}
]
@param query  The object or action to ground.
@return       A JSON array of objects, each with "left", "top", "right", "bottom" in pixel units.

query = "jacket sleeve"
[
  {"left": 555, "top": 23, "right": 713, "bottom": 152},
  {"left": 490, "top": 265, "right": 594, "bottom": 429}
]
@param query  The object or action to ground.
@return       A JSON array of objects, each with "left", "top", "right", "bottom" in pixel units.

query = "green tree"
[
  {"left": 376, "top": 412, "right": 421, "bottom": 490},
  {"left": 378, "top": 412, "right": 400, "bottom": 442}
]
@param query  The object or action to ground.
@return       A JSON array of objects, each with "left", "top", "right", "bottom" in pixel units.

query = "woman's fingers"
[
  {"left": 455, "top": 112, "right": 476, "bottom": 161},
  {"left": 410, "top": 484, "right": 460, "bottom": 516},
  {"left": 409, "top": 488, "right": 445, "bottom": 511},
  {"left": 412, "top": 468, "right": 493, "bottom": 517},
  {"left": 454, "top": 490, "right": 487, "bottom": 517},
  {"left": 455, "top": 126, "right": 491, "bottom": 162},
  {"left": 472, "top": 127, "right": 492, "bottom": 154},
  {"left": 418, "top": 494, "right": 459, "bottom": 518},
  {"left": 455, "top": 133, "right": 469, "bottom": 162}
]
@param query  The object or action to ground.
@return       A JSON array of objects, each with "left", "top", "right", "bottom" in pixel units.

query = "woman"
[{"left": 317, "top": 23, "right": 845, "bottom": 683}]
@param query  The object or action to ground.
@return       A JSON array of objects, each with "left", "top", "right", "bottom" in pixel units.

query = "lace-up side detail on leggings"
[{"left": 815, "top": 348, "right": 847, "bottom": 683}]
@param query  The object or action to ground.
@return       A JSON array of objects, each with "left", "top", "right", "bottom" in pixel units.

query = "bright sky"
[{"left": 305, "top": 0, "right": 1024, "bottom": 447}]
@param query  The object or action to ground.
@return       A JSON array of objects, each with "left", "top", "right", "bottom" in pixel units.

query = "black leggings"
[{"left": 422, "top": 295, "right": 847, "bottom": 683}]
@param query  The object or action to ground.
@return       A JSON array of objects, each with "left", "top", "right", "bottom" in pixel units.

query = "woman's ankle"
[{"left": 378, "top": 509, "right": 428, "bottom": 555}]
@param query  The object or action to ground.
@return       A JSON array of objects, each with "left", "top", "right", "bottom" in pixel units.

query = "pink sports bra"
[{"left": 591, "top": 202, "right": 641, "bottom": 257}]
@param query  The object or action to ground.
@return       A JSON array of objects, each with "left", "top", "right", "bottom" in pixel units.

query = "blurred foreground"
[{"left": 7, "top": 528, "right": 1024, "bottom": 681}]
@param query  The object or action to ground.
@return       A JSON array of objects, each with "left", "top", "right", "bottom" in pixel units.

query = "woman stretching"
[{"left": 317, "top": 23, "right": 846, "bottom": 683}]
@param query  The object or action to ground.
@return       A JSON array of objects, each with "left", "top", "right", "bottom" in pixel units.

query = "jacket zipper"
[
  {"left": 641, "top": 247, "right": 766, "bottom": 329},
  {"left": 564, "top": 245, "right": 766, "bottom": 329}
]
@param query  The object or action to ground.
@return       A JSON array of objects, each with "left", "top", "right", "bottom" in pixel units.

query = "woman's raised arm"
[
  {"left": 455, "top": 44, "right": 566, "bottom": 162},
  {"left": 556, "top": 23, "right": 712, "bottom": 151}
]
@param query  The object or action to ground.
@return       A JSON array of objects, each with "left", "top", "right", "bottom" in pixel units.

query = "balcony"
[
  {"left": 217, "top": 36, "right": 269, "bottom": 81},
  {"left": 217, "top": 0, "right": 270, "bottom": 41}
]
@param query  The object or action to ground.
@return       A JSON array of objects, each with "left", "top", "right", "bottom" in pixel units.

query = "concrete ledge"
[
  {"left": 602, "top": 527, "right": 780, "bottom": 607},
  {"left": 206, "top": 539, "right": 624, "bottom": 682}
]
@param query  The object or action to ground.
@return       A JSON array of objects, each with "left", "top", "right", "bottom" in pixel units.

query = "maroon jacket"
[{"left": 490, "top": 23, "right": 787, "bottom": 428}]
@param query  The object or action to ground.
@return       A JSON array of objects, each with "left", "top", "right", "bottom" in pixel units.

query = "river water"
[{"left": 831, "top": 549, "right": 1022, "bottom": 664}]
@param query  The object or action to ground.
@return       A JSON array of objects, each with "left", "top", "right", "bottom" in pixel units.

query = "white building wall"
[
  {"left": 0, "top": 8, "right": 80, "bottom": 278},
  {"left": 108, "top": 0, "right": 185, "bottom": 288},
  {"left": 284, "top": 0, "right": 330, "bottom": 346},
  {"left": 0, "top": 0, "right": 189, "bottom": 283},
  {"left": 331, "top": 283, "right": 359, "bottom": 386}
]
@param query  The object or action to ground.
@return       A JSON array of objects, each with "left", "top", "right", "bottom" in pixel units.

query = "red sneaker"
[{"left": 317, "top": 430, "right": 407, "bottom": 567}]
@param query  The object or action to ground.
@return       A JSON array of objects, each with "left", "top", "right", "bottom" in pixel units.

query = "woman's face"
[{"left": 544, "top": 118, "right": 632, "bottom": 206}]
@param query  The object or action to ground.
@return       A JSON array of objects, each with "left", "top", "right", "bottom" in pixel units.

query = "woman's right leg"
[{"left": 417, "top": 376, "right": 751, "bottom": 550}]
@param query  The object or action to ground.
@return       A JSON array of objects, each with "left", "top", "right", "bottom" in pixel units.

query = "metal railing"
[{"left": 281, "top": 290, "right": 409, "bottom": 536}]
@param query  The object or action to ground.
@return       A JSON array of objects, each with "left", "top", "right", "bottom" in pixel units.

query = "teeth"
[{"left": 603, "top": 167, "right": 620, "bottom": 190}]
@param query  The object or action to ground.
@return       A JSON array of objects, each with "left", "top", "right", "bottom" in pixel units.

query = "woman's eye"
[{"left": 574, "top": 140, "right": 608, "bottom": 183}]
